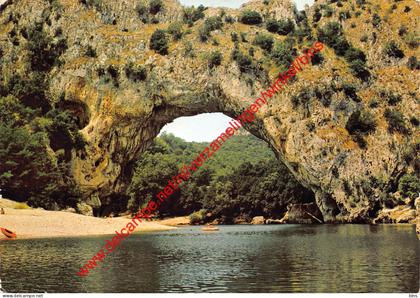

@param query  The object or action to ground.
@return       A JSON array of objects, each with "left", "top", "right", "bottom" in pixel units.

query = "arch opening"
[{"left": 98, "top": 112, "right": 318, "bottom": 224}]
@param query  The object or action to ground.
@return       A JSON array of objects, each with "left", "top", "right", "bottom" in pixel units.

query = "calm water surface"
[{"left": 0, "top": 225, "right": 418, "bottom": 293}]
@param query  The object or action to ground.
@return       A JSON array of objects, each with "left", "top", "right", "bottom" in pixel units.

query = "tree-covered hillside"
[{"left": 125, "top": 132, "right": 314, "bottom": 223}]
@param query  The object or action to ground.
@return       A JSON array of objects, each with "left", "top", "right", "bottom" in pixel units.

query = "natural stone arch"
[{"left": 1, "top": 0, "right": 417, "bottom": 223}]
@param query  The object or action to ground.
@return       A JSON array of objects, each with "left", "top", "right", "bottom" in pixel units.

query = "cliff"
[{"left": 0, "top": 0, "right": 418, "bottom": 223}]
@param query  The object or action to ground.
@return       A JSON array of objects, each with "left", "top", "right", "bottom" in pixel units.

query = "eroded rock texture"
[{"left": 0, "top": 0, "right": 418, "bottom": 222}]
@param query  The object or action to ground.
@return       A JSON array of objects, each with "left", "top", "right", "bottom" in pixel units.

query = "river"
[{"left": 0, "top": 225, "right": 418, "bottom": 293}]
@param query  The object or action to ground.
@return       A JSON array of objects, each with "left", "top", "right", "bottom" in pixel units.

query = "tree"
[
  {"left": 150, "top": 29, "right": 169, "bottom": 55},
  {"left": 239, "top": 10, "right": 262, "bottom": 25},
  {"left": 271, "top": 42, "right": 293, "bottom": 69},
  {"left": 254, "top": 33, "right": 274, "bottom": 52},
  {"left": 277, "top": 19, "right": 294, "bottom": 35}
]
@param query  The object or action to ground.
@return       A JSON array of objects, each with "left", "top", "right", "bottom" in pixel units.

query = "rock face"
[
  {"left": 0, "top": 0, "right": 418, "bottom": 222},
  {"left": 286, "top": 202, "right": 323, "bottom": 224},
  {"left": 251, "top": 216, "right": 265, "bottom": 225}
]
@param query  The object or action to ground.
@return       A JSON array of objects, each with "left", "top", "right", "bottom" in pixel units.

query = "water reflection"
[{"left": 0, "top": 225, "right": 418, "bottom": 293}]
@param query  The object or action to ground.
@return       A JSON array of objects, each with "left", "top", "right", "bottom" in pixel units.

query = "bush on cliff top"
[{"left": 239, "top": 10, "right": 262, "bottom": 25}]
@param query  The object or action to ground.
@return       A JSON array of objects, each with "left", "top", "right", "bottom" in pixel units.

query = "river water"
[{"left": 0, "top": 225, "right": 418, "bottom": 293}]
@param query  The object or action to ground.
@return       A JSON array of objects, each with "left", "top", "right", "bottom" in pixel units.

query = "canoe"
[
  {"left": 0, "top": 227, "right": 17, "bottom": 239},
  {"left": 202, "top": 226, "right": 219, "bottom": 232}
]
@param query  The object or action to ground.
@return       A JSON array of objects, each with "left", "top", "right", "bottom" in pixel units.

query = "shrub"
[
  {"left": 254, "top": 33, "right": 274, "bottom": 52},
  {"left": 225, "top": 15, "right": 235, "bottom": 24},
  {"left": 183, "top": 5, "right": 206, "bottom": 26},
  {"left": 271, "top": 42, "right": 293, "bottom": 69},
  {"left": 198, "top": 26, "right": 209, "bottom": 42},
  {"left": 183, "top": 41, "right": 195, "bottom": 57},
  {"left": 380, "top": 90, "right": 401, "bottom": 105},
  {"left": 349, "top": 59, "right": 370, "bottom": 81},
  {"left": 208, "top": 51, "right": 222, "bottom": 69},
  {"left": 240, "top": 32, "right": 247, "bottom": 42},
  {"left": 168, "top": 21, "right": 183, "bottom": 40},
  {"left": 311, "top": 52, "right": 324, "bottom": 65},
  {"left": 403, "top": 6, "right": 411, "bottom": 13},
  {"left": 266, "top": 19, "right": 280, "bottom": 33},
  {"left": 339, "top": 10, "right": 351, "bottom": 21},
  {"left": 231, "top": 32, "right": 238, "bottom": 42},
  {"left": 407, "top": 56, "right": 418, "bottom": 70},
  {"left": 333, "top": 37, "right": 351, "bottom": 56},
  {"left": 360, "top": 34, "right": 368, "bottom": 42},
  {"left": 383, "top": 41, "right": 404, "bottom": 58},
  {"left": 346, "top": 110, "right": 376, "bottom": 148},
  {"left": 239, "top": 10, "right": 262, "bottom": 25},
  {"left": 313, "top": 7, "right": 322, "bottom": 22},
  {"left": 317, "top": 22, "right": 343, "bottom": 47},
  {"left": 398, "top": 174, "right": 419, "bottom": 199},
  {"left": 345, "top": 47, "right": 366, "bottom": 62},
  {"left": 149, "top": 0, "right": 163, "bottom": 15},
  {"left": 384, "top": 108, "right": 408, "bottom": 134},
  {"left": 342, "top": 82, "right": 359, "bottom": 101},
  {"left": 369, "top": 99, "right": 379, "bottom": 108},
  {"left": 150, "top": 29, "right": 168, "bottom": 55},
  {"left": 372, "top": 13, "right": 381, "bottom": 28},
  {"left": 84, "top": 44, "right": 97, "bottom": 57},
  {"left": 277, "top": 19, "right": 294, "bottom": 35},
  {"left": 346, "top": 110, "right": 376, "bottom": 135},
  {"left": 404, "top": 32, "right": 418, "bottom": 49},
  {"left": 136, "top": 4, "right": 149, "bottom": 23},
  {"left": 125, "top": 62, "right": 147, "bottom": 82},
  {"left": 398, "top": 25, "right": 407, "bottom": 36},
  {"left": 410, "top": 116, "right": 419, "bottom": 126},
  {"left": 323, "top": 6, "right": 334, "bottom": 17},
  {"left": 189, "top": 209, "right": 206, "bottom": 224},
  {"left": 204, "top": 16, "right": 223, "bottom": 31}
]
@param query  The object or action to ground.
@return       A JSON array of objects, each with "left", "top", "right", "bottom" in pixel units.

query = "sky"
[{"left": 162, "top": 0, "right": 314, "bottom": 141}]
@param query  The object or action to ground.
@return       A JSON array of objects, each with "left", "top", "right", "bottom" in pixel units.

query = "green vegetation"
[
  {"left": 150, "top": 29, "right": 168, "bottom": 55},
  {"left": 271, "top": 42, "right": 293, "bottom": 70},
  {"left": 167, "top": 22, "right": 183, "bottom": 40},
  {"left": 398, "top": 174, "right": 419, "bottom": 200},
  {"left": 149, "top": 0, "right": 163, "bottom": 15},
  {"left": 183, "top": 5, "right": 206, "bottom": 26},
  {"left": 372, "top": 13, "right": 381, "bottom": 28},
  {"left": 323, "top": 6, "right": 334, "bottom": 17},
  {"left": 407, "top": 56, "right": 418, "bottom": 70},
  {"left": 239, "top": 10, "right": 263, "bottom": 25},
  {"left": 126, "top": 133, "right": 313, "bottom": 222},
  {"left": 379, "top": 90, "right": 401, "bottom": 105},
  {"left": 345, "top": 110, "right": 376, "bottom": 148},
  {"left": 125, "top": 62, "right": 147, "bottom": 82},
  {"left": 384, "top": 108, "right": 409, "bottom": 134},
  {"left": 317, "top": 22, "right": 369, "bottom": 80},
  {"left": 207, "top": 51, "right": 222, "bottom": 69},
  {"left": 266, "top": 19, "right": 294, "bottom": 35},
  {"left": 383, "top": 41, "right": 404, "bottom": 58},
  {"left": 254, "top": 33, "right": 274, "bottom": 52},
  {"left": 85, "top": 45, "right": 97, "bottom": 57},
  {"left": 198, "top": 16, "right": 223, "bottom": 42}
]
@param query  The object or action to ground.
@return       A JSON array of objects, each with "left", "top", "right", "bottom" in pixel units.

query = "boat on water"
[
  {"left": 202, "top": 225, "right": 219, "bottom": 232},
  {"left": 0, "top": 227, "right": 17, "bottom": 239}
]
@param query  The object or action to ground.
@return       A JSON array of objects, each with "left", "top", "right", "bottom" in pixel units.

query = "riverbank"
[{"left": 0, "top": 199, "right": 177, "bottom": 240}]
